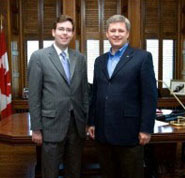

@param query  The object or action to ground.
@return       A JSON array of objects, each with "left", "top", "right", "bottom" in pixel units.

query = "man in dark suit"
[
  {"left": 28, "top": 15, "right": 88, "bottom": 178},
  {"left": 88, "top": 15, "right": 157, "bottom": 178}
]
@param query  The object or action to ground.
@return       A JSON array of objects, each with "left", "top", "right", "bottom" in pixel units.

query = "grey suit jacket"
[{"left": 28, "top": 45, "right": 88, "bottom": 142}]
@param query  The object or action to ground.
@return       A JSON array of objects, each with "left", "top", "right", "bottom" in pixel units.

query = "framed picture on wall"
[{"left": 170, "top": 80, "right": 185, "bottom": 95}]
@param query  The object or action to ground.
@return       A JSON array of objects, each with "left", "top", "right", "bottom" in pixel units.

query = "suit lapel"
[
  {"left": 111, "top": 46, "right": 134, "bottom": 79},
  {"left": 101, "top": 53, "right": 110, "bottom": 80},
  {"left": 48, "top": 45, "right": 69, "bottom": 83}
]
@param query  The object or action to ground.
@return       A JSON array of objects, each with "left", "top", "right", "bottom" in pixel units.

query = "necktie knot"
[{"left": 60, "top": 51, "right": 67, "bottom": 60}]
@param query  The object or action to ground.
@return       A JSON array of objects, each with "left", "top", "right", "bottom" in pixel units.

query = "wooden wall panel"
[
  {"left": 0, "top": 0, "right": 9, "bottom": 41},
  {"left": 22, "top": 0, "right": 39, "bottom": 37},
  {"left": 121, "top": 0, "right": 128, "bottom": 17},
  {"left": 104, "top": 0, "right": 117, "bottom": 31},
  {"left": 128, "top": 0, "right": 141, "bottom": 48},
  {"left": 144, "top": 0, "right": 159, "bottom": 36},
  {"left": 63, "top": 0, "right": 76, "bottom": 49},
  {"left": 43, "top": 0, "right": 58, "bottom": 38},
  {"left": 161, "top": 0, "right": 177, "bottom": 37},
  {"left": 85, "top": 0, "right": 99, "bottom": 33},
  {"left": 144, "top": 0, "right": 177, "bottom": 38},
  {"left": 0, "top": 143, "right": 36, "bottom": 178},
  {"left": 181, "top": 0, "right": 185, "bottom": 80}
]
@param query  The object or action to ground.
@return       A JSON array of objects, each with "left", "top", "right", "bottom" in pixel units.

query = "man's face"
[
  {"left": 106, "top": 22, "right": 129, "bottom": 50},
  {"left": 52, "top": 21, "right": 74, "bottom": 49}
]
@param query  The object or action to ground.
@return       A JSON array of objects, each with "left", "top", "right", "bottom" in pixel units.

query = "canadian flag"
[{"left": 0, "top": 30, "right": 12, "bottom": 119}]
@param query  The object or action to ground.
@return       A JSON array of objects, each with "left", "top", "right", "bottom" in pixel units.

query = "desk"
[
  {"left": 1, "top": 113, "right": 185, "bottom": 144},
  {"left": 0, "top": 113, "right": 32, "bottom": 144},
  {"left": 0, "top": 113, "right": 185, "bottom": 177},
  {"left": 152, "top": 120, "right": 185, "bottom": 143}
]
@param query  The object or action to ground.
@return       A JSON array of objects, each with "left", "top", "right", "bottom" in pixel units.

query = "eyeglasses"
[{"left": 56, "top": 27, "right": 73, "bottom": 33}]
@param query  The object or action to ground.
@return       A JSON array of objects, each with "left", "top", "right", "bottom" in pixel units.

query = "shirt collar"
[
  {"left": 53, "top": 43, "right": 69, "bottom": 58},
  {"left": 109, "top": 43, "right": 129, "bottom": 57}
]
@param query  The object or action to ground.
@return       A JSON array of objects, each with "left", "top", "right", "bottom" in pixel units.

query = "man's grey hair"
[{"left": 106, "top": 15, "right": 131, "bottom": 31}]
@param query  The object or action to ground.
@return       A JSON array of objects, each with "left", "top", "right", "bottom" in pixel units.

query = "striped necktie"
[{"left": 60, "top": 52, "right": 71, "bottom": 84}]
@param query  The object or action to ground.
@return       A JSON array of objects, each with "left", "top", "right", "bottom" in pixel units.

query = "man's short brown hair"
[
  {"left": 106, "top": 15, "right": 131, "bottom": 31},
  {"left": 53, "top": 15, "right": 75, "bottom": 31}
]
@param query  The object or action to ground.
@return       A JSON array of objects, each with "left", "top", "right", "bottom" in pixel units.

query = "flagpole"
[{"left": 0, "top": 14, "right": 3, "bottom": 32}]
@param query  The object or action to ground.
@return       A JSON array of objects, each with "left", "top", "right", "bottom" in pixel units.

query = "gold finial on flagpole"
[{"left": 0, "top": 14, "right": 4, "bottom": 32}]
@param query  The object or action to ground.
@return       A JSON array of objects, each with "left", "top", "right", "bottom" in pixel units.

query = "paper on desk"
[{"left": 155, "top": 120, "right": 169, "bottom": 127}]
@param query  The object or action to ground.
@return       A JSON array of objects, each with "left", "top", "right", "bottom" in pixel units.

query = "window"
[
  {"left": 143, "top": 0, "right": 179, "bottom": 93},
  {"left": 43, "top": 40, "right": 54, "bottom": 48},
  {"left": 26, "top": 40, "right": 54, "bottom": 64},
  {"left": 162, "top": 40, "right": 174, "bottom": 87},
  {"left": 87, "top": 40, "right": 100, "bottom": 83},
  {"left": 146, "top": 39, "right": 175, "bottom": 88},
  {"left": 83, "top": 0, "right": 120, "bottom": 83},
  {"left": 86, "top": 39, "right": 111, "bottom": 83},
  {"left": 146, "top": 39, "right": 159, "bottom": 80},
  {"left": 104, "top": 40, "right": 111, "bottom": 53},
  {"left": 27, "top": 41, "right": 39, "bottom": 64},
  {"left": 11, "top": 0, "right": 60, "bottom": 98}
]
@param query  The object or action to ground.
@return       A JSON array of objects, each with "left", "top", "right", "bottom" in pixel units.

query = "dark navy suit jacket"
[{"left": 89, "top": 45, "right": 158, "bottom": 146}]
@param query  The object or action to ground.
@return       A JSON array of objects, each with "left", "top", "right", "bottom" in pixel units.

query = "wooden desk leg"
[
  {"left": 174, "top": 142, "right": 185, "bottom": 176},
  {"left": 35, "top": 146, "right": 42, "bottom": 178}
]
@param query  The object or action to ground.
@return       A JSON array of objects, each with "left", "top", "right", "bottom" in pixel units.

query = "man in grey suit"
[{"left": 28, "top": 15, "right": 88, "bottom": 178}]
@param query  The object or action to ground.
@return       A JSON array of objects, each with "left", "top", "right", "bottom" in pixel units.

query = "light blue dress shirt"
[{"left": 107, "top": 43, "right": 128, "bottom": 78}]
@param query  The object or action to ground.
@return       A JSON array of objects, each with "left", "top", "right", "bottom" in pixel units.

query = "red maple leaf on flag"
[{"left": 0, "top": 30, "right": 12, "bottom": 119}]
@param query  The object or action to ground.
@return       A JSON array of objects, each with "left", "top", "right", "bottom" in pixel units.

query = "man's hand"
[
  {"left": 32, "top": 130, "right": 43, "bottom": 145},
  {"left": 138, "top": 132, "right": 151, "bottom": 145},
  {"left": 88, "top": 126, "right": 95, "bottom": 139}
]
